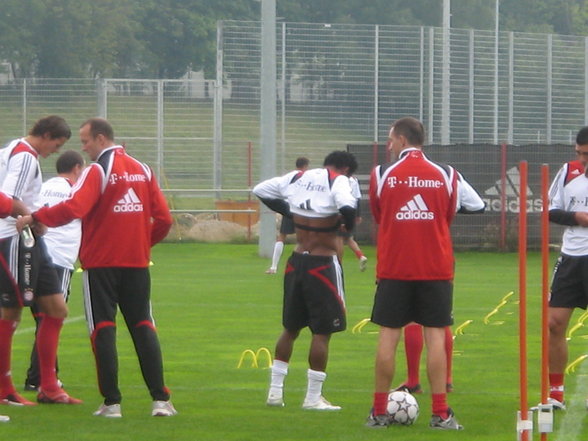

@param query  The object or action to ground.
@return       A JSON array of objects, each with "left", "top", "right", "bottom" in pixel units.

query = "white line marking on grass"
[
  {"left": 555, "top": 362, "right": 588, "bottom": 441},
  {"left": 14, "top": 315, "right": 85, "bottom": 335}
]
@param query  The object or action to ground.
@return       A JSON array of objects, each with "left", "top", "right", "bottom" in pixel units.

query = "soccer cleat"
[
  {"left": 37, "top": 388, "right": 82, "bottom": 405},
  {"left": 93, "top": 403, "right": 122, "bottom": 418},
  {"left": 446, "top": 383, "right": 453, "bottom": 393},
  {"left": 0, "top": 415, "right": 9, "bottom": 423},
  {"left": 152, "top": 400, "right": 177, "bottom": 417},
  {"left": 23, "top": 383, "right": 39, "bottom": 392},
  {"left": 302, "top": 396, "right": 341, "bottom": 411},
  {"left": 359, "top": 256, "right": 368, "bottom": 272},
  {"left": 24, "top": 378, "right": 62, "bottom": 392},
  {"left": 265, "top": 268, "right": 277, "bottom": 274},
  {"left": 430, "top": 408, "right": 464, "bottom": 430},
  {"left": 547, "top": 397, "right": 566, "bottom": 410},
  {"left": 394, "top": 383, "right": 423, "bottom": 394},
  {"left": 365, "top": 410, "right": 391, "bottom": 428},
  {"left": 1, "top": 392, "right": 36, "bottom": 406},
  {"left": 266, "top": 393, "right": 285, "bottom": 407}
]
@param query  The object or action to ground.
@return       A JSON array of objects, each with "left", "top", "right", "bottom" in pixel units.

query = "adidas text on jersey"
[
  {"left": 396, "top": 194, "right": 434, "bottom": 220},
  {"left": 114, "top": 188, "right": 144, "bottom": 213}
]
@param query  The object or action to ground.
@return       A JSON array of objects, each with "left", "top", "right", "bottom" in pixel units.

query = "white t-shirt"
[
  {"left": 39, "top": 176, "right": 81, "bottom": 269},
  {"left": 253, "top": 167, "right": 356, "bottom": 218}
]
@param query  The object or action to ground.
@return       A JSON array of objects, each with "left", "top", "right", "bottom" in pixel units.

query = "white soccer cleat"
[
  {"left": 265, "top": 268, "right": 277, "bottom": 274},
  {"left": 0, "top": 415, "right": 9, "bottom": 423},
  {"left": 302, "top": 396, "right": 341, "bottom": 411},
  {"left": 359, "top": 256, "right": 368, "bottom": 272},
  {"left": 152, "top": 400, "right": 178, "bottom": 417},
  {"left": 93, "top": 403, "right": 122, "bottom": 418},
  {"left": 266, "top": 392, "right": 285, "bottom": 407}
]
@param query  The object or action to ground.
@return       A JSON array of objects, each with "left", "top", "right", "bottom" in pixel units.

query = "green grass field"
[{"left": 2, "top": 244, "right": 588, "bottom": 440}]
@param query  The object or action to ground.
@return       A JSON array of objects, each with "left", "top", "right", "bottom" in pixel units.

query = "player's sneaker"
[
  {"left": 1, "top": 391, "right": 36, "bottom": 406},
  {"left": 430, "top": 408, "right": 464, "bottom": 430},
  {"left": 265, "top": 268, "right": 277, "bottom": 274},
  {"left": 152, "top": 400, "right": 177, "bottom": 417},
  {"left": 24, "top": 378, "right": 62, "bottom": 392},
  {"left": 266, "top": 392, "right": 284, "bottom": 407},
  {"left": 359, "top": 256, "right": 368, "bottom": 272},
  {"left": 365, "top": 410, "right": 391, "bottom": 428},
  {"left": 302, "top": 396, "right": 341, "bottom": 411},
  {"left": 37, "top": 388, "right": 82, "bottom": 405},
  {"left": 547, "top": 397, "right": 566, "bottom": 410},
  {"left": 93, "top": 403, "right": 122, "bottom": 418},
  {"left": 394, "top": 383, "right": 423, "bottom": 394}
]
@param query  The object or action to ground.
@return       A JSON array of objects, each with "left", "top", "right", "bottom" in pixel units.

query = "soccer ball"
[{"left": 387, "top": 390, "right": 419, "bottom": 425}]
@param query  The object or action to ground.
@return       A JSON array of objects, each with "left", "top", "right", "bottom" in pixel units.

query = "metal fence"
[{"left": 1, "top": 21, "right": 588, "bottom": 247}]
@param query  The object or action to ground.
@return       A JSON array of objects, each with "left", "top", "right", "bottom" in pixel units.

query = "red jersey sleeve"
[
  {"left": 0, "top": 193, "right": 13, "bottom": 218},
  {"left": 34, "top": 164, "right": 103, "bottom": 227}
]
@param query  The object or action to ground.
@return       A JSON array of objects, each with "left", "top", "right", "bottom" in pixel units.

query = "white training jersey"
[
  {"left": 549, "top": 161, "right": 588, "bottom": 256},
  {"left": 0, "top": 139, "right": 43, "bottom": 239},
  {"left": 253, "top": 168, "right": 357, "bottom": 218},
  {"left": 349, "top": 176, "right": 361, "bottom": 199},
  {"left": 39, "top": 176, "right": 81, "bottom": 269}
]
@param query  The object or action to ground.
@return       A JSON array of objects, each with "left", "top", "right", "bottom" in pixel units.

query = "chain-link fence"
[{"left": 1, "top": 21, "right": 588, "bottom": 246}]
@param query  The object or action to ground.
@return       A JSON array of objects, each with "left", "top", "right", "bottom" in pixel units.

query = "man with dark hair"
[
  {"left": 265, "top": 156, "right": 310, "bottom": 274},
  {"left": 366, "top": 117, "right": 484, "bottom": 429},
  {"left": 0, "top": 115, "right": 82, "bottom": 405},
  {"left": 24, "top": 150, "right": 85, "bottom": 391},
  {"left": 18, "top": 117, "right": 175, "bottom": 418},
  {"left": 253, "top": 150, "right": 357, "bottom": 411},
  {"left": 547, "top": 125, "right": 588, "bottom": 410}
]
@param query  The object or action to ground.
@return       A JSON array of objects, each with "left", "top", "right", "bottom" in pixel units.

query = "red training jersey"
[
  {"left": 34, "top": 146, "right": 172, "bottom": 269},
  {"left": 369, "top": 149, "right": 458, "bottom": 280}
]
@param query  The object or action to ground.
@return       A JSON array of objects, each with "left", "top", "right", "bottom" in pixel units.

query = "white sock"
[
  {"left": 270, "top": 241, "right": 284, "bottom": 270},
  {"left": 269, "top": 360, "right": 289, "bottom": 397},
  {"left": 305, "top": 369, "right": 326, "bottom": 403}
]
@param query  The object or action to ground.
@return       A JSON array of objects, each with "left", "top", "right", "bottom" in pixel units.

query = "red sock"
[
  {"left": 0, "top": 319, "right": 17, "bottom": 394},
  {"left": 373, "top": 392, "right": 389, "bottom": 415},
  {"left": 432, "top": 393, "right": 449, "bottom": 419},
  {"left": 354, "top": 249, "right": 364, "bottom": 259},
  {"left": 37, "top": 315, "right": 63, "bottom": 392},
  {"left": 445, "top": 326, "right": 453, "bottom": 385},
  {"left": 549, "top": 373, "right": 564, "bottom": 402},
  {"left": 404, "top": 323, "right": 423, "bottom": 387}
]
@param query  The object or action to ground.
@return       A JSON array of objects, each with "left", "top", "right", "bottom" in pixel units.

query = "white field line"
[
  {"left": 14, "top": 315, "right": 85, "bottom": 335},
  {"left": 554, "top": 357, "right": 588, "bottom": 441}
]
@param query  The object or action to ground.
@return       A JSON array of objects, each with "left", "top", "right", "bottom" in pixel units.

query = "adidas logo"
[
  {"left": 114, "top": 188, "right": 143, "bottom": 213},
  {"left": 483, "top": 166, "right": 541, "bottom": 213},
  {"left": 395, "top": 194, "right": 434, "bottom": 220},
  {"left": 484, "top": 166, "right": 533, "bottom": 197}
]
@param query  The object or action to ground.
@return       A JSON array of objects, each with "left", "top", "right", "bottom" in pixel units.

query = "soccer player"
[
  {"left": 24, "top": 150, "right": 85, "bottom": 391},
  {"left": 253, "top": 150, "right": 358, "bottom": 411},
  {"left": 546, "top": 125, "right": 588, "bottom": 410},
  {"left": 365, "top": 117, "right": 484, "bottom": 429},
  {"left": 265, "top": 156, "right": 310, "bottom": 274},
  {"left": 0, "top": 115, "right": 82, "bottom": 405},
  {"left": 336, "top": 174, "right": 368, "bottom": 271},
  {"left": 17, "top": 117, "right": 175, "bottom": 418}
]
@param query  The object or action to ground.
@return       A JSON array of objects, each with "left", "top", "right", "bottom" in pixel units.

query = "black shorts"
[
  {"left": 279, "top": 217, "right": 295, "bottom": 235},
  {"left": 282, "top": 252, "right": 346, "bottom": 334},
  {"left": 550, "top": 254, "right": 588, "bottom": 309},
  {"left": 371, "top": 279, "right": 454, "bottom": 328},
  {"left": 0, "top": 234, "right": 61, "bottom": 307},
  {"left": 83, "top": 267, "right": 153, "bottom": 333}
]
